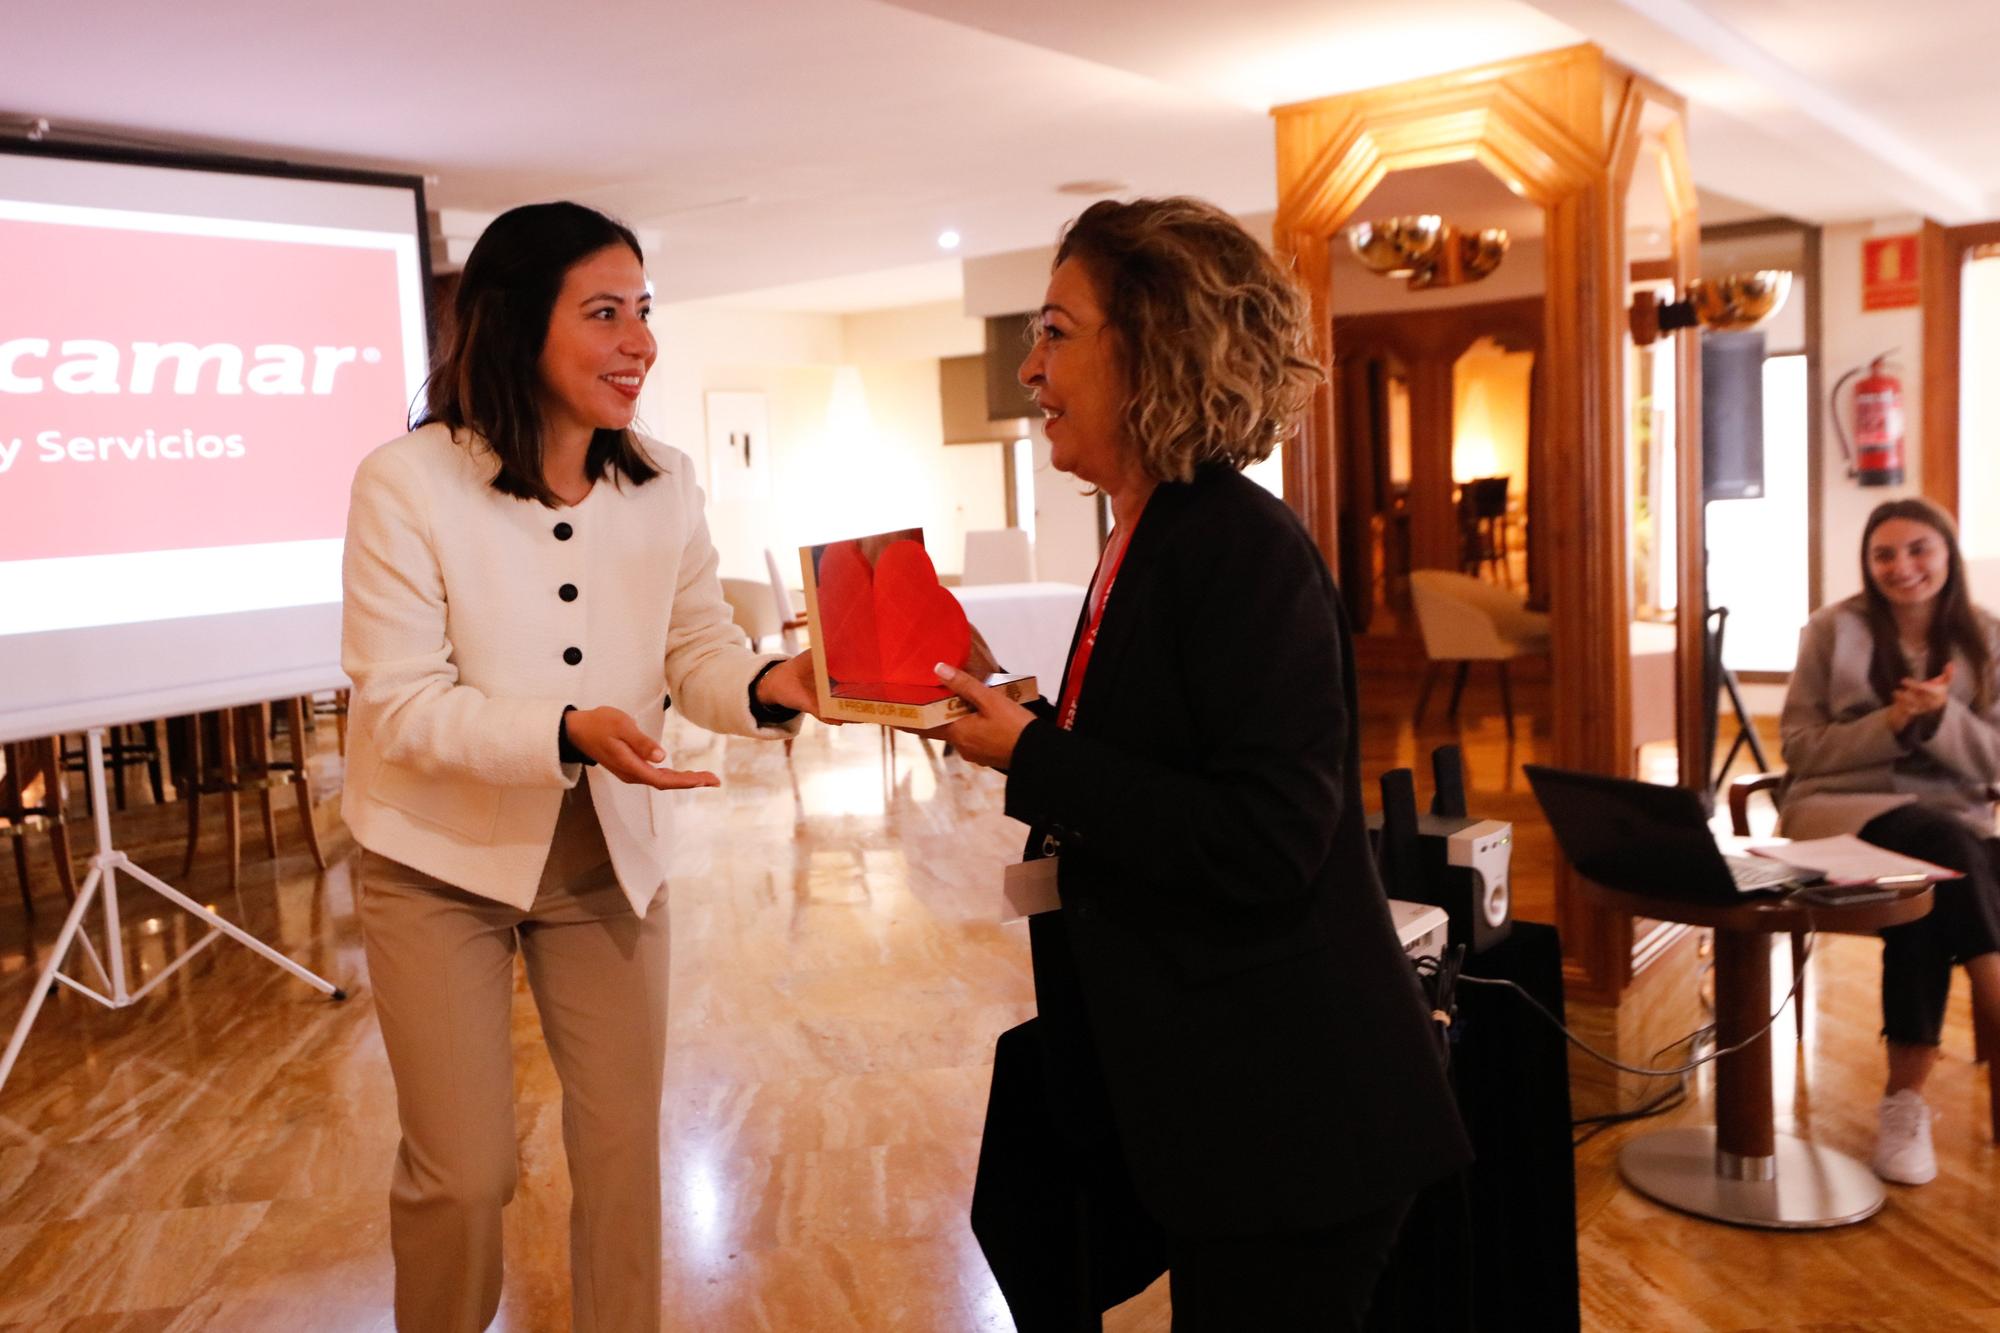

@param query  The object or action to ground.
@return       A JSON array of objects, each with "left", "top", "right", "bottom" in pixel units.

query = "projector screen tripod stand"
[{"left": 0, "top": 727, "right": 345, "bottom": 1096}]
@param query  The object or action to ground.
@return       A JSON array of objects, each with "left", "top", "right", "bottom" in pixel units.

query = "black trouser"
[
  {"left": 1859, "top": 804, "right": 2000, "bottom": 1046},
  {"left": 972, "top": 1019, "right": 1414, "bottom": 1333},
  {"left": 1166, "top": 1196, "right": 1413, "bottom": 1332}
]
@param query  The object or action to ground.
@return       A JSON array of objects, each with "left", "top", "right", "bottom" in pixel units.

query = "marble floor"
[{"left": 0, "top": 671, "right": 1996, "bottom": 1330}]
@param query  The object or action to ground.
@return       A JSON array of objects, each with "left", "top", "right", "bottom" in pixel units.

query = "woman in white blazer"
[
  {"left": 1778, "top": 497, "right": 2000, "bottom": 1186},
  {"left": 341, "top": 202, "right": 817, "bottom": 1333}
]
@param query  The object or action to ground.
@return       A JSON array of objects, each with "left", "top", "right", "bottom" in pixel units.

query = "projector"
[{"left": 1388, "top": 898, "right": 1449, "bottom": 961}]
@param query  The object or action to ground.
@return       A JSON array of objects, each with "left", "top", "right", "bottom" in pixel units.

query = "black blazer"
[{"left": 1004, "top": 465, "right": 1471, "bottom": 1237}]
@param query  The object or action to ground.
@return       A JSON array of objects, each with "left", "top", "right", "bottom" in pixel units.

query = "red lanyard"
[{"left": 1056, "top": 526, "right": 1134, "bottom": 731}]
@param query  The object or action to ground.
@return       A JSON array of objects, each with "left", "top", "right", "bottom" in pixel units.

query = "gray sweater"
[{"left": 1777, "top": 597, "right": 2000, "bottom": 838}]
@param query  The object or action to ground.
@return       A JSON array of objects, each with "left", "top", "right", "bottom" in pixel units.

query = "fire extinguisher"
[{"left": 1832, "top": 353, "right": 1905, "bottom": 486}]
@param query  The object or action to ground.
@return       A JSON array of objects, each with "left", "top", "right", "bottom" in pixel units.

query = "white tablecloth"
[{"left": 955, "top": 582, "right": 1088, "bottom": 699}]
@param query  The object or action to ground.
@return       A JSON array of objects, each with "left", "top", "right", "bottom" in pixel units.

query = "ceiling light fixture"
[
  {"left": 937, "top": 229, "right": 961, "bottom": 251},
  {"left": 1346, "top": 216, "right": 1509, "bottom": 290},
  {"left": 1628, "top": 270, "right": 1792, "bottom": 345}
]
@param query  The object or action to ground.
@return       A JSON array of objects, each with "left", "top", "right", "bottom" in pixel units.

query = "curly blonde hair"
[{"left": 1052, "top": 196, "right": 1323, "bottom": 484}]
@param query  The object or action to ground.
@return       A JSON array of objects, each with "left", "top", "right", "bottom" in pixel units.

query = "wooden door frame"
[{"left": 1921, "top": 219, "right": 2000, "bottom": 520}]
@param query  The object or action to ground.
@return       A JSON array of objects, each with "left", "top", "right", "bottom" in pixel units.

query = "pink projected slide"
[{"left": 0, "top": 217, "right": 412, "bottom": 565}]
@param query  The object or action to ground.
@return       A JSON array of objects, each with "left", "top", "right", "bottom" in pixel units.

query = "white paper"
[{"left": 1750, "top": 834, "right": 1960, "bottom": 886}]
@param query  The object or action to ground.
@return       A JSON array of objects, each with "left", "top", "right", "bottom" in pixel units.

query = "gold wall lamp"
[
  {"left": 1346, "top": 215, "right": 1510, "bottom": 290},
  {"left": 1629, "top": 270, "right": 1792, "bottom": 345}
]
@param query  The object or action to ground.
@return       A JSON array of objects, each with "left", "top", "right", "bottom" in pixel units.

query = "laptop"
[{"left": 1523, "top": 764, "right": 1818, "bottom": 902}]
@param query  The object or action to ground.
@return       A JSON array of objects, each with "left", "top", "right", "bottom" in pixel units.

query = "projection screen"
[{"left": 0, "top": 144, "right": 430, "bottom": 744}]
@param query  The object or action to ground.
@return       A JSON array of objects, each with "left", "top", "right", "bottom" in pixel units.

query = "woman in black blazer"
[{"left": 940, "top": 198, "right": 1470, "bottom": 1330}]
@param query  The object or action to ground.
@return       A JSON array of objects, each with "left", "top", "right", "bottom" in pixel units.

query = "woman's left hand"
[
  {"left": 934, "top": 663, "right": 1036, "bottom": 770},
  {"left": 756, "top": 653, "right": 824, "bottom": 718},
  {"left": 1896, "top": 661, "right": 1956, "bottom": 718}
]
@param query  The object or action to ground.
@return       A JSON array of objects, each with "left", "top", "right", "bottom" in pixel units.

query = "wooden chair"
[
  {"left": 261, "top": 699, "right": 329, "bottom": 873},
  {"left": 1457, "top": 475, "right": 1512, "bottom": 586},
  {"left": 59, "top": 722, "right": 168, "bottom": 814},
  {"left": 1730, "top": 771, "right": 2000, "bottom": 1139},
  {"left": 171, "top": 711, "right": 245, "bottom": 890},
  {"left": 172, "top": 699, "right": 326, "bottom": 891},
  {"left": 312, "top": 689, "right": 350, "bottom": 756},
  {"left": 1, "top": 737, "right": 79, "bottom": 915}
]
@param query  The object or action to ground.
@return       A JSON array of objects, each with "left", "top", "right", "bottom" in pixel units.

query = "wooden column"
[
  {"left": 1284, "top": 234, "right": 1340, "bottom": 577},
  {"left": 1274, "top": 45, "right": 1704, "bottom": 1007},
  {"left": 1405, "top": 355, "right": 1459, "bottom": 572}
]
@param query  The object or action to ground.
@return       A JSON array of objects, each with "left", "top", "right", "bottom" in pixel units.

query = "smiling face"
[
  {"left": 1017, "top": 256, "right": 1132, "bottom": 489},
  {"left": 1866, "top": 516, "right": 1952, "bottom": 612},
  {"left": 537, "top": 243, "right": 656, "bottom": 444}
]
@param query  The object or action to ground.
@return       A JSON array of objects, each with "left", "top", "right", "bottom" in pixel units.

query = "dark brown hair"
[
  {"left": 1051, "top": 196, "right": 1323, "bottom": 483},
  {"left": 421, "top": 201, "right": 658, "bottom": 506},
  {"left": 1858, "top": 497, "right": 1993, "bottom": 711}
]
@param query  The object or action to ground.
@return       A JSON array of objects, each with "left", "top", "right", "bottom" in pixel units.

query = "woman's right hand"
[
  {"left": 564, "top": 706, "right": 720, "bottom": 790},
  {"left": 1889, "top": 663, "right": 1955, "bottom": 733}
]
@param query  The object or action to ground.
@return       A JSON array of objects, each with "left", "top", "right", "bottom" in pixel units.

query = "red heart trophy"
[{"left": 799, "top": 529, "right": 1038, "bottom": 726}]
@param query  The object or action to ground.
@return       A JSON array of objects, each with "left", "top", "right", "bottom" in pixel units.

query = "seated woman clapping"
[{"left": 1778, "top": 497, "right": 2000, "bottom": 1186}]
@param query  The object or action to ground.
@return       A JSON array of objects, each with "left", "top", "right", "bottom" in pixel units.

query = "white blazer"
[{"left": 340, "top": 422, "right": 794, "bottom": 914}]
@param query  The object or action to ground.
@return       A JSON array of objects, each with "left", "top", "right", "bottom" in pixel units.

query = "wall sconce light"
[
  {"left": 1346, "top": 215, "right": 1509, "bottom": 290},
  {"left": 1629, "top": 270, "right": 1792, "bottom": 346}
]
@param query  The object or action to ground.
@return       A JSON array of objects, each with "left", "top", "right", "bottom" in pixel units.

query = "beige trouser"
[{"left": 358, "top": 781, "right": 670, "bottom": 1333}]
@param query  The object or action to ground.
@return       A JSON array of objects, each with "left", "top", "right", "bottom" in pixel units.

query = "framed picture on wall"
[{"left": 704, "top": 390, "right": 770, "bottom": 501}]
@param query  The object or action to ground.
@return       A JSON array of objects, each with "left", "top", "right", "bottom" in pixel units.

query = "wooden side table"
[{"left": 1585, "top": 880, "right": 1933, "bottom": 1229}]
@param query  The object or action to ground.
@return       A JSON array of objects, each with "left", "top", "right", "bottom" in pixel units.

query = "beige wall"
[
  {"left": 635, "top": 301, "right": 1011, "bottom": 585},
  {"left": 1816, "top": 217, "right": 1928, "bottom": 606}
]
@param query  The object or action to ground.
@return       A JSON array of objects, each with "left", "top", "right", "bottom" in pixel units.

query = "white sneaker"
[{"left": 1872, "top": 1089, "right": 1938, "bottom": 1185}]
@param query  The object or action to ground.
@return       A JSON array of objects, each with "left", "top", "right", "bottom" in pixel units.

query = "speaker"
[
  {"left": 1374, "top": 758, "right": 1514, "bottom": 954},
  {"left": 1430, "top": 743, "right": 1468, "bottom": 818},
  {"left": 1376, "top": 767, "right": 1424, "bottom": 898},
  {"left": 1702, "top": 330, "right": 1766, "bottom": 501}
]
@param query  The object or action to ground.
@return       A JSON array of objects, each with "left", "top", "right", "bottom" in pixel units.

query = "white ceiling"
[{"left": 4, "top": 0, "right": 1994, "bottom": 306}]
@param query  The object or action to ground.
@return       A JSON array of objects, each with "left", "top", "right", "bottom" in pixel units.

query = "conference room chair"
[
  {"left": 1457, "top": 476, "right": 1513, "bottom": 586},
  {"left": 962, "top": 528, "right": 1035, "bottom": 585},
  {"left": 1408, "top": 569, "right": 1551, "bottom": 740},
  {"left": 170, "top": 713, "right": 244, "bottom": 890},
  {"left": 2, "top": 737, "right": 80, "bottom": 915},
  {"left": 59, "top": 722, "right": 168, "bottom": 814},
  {"left": 720, "top": 577, "right": 788, "bottom": 653},
  {"left": 763, "top": 548, "right": 808, "bottom": 654},
  {"left": 173, "top": 700, "right": 326, "bottom": 891},
  {"left": 718, "top": 578, "right": 795, "bottom": 759},
  {"left": 1731, "top": 771, "right": 2000, "bottom": 1141},
  {"left": 261, "top": 699, "right": 329, "bottom": 873},
  {"left": 312, "top": 689, "right": 350, "bottom": 757}
]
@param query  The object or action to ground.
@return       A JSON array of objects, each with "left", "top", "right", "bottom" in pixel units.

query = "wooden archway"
[{"left": 1273, "top": 45, "right": 1705, "bottom": 1010}]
